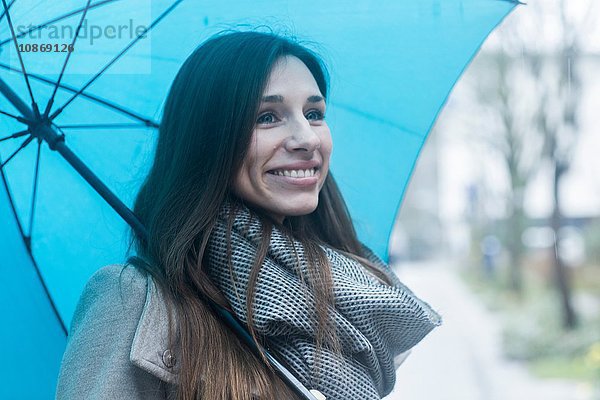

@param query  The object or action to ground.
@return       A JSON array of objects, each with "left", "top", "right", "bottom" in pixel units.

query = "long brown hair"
[{"left": 127, "top": 31, "right": 391, "bottom": 400}]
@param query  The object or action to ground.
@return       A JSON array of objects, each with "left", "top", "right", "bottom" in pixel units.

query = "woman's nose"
[{"left": 284, "top": 116, "right": 321, "bottom": 152}]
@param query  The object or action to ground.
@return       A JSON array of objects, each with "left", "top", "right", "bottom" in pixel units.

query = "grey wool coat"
[
  {"left": 56, "top": 265, "right": 412, "bottom": 399},
  {"left": 56, "top": 264, "right": 179, "bottom": 399}
]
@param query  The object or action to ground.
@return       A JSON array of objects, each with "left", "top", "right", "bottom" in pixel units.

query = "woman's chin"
[{"left": 270, "top": 197, "right": 319, "bottom": 220}]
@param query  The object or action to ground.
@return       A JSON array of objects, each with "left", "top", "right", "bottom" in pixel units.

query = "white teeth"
[{"left": 271, "top": 168, "right": 317, "bottom": 177}]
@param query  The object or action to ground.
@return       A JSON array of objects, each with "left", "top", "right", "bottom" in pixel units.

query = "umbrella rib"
[
  {"left": 1, "top": 0, "right": 40, "bottom": 117},
  {"left": 0, "top": 0, "right": 15, "bottom": 24},
  {"left": 0, "top": 129, "right": 28, "bottom": 142},
  {"left": 57, "top": 123, "right": 151, "bottom": 130},
  {"left": 0, "top": 134, "right": 33, "bottom": 168},
  {"left": 0, "top": 62, "right": 159, "bottom": 127},
  {"left": 27, "top": 138, "right": 40, "bottom": 238},
  {"left": 49, "top": 0, "right": 185, "bottom": 121},
  {"left": 0, "top": 108, "right": 28, "bottom": 123},
  {"left": 43, "top": 0, "right": 92, "bottom": 119},
  {"left": 0, "top": 157, "right": 68, "bottom": 336},
  {"left": 333, "top": 102, "right": 423, "bottom": 138},
  {"left": 0, "top": 153, "right": 25, "bottom": 244},
  {"left": 0, "top": 0, "right": 120, "bottom": 48}
]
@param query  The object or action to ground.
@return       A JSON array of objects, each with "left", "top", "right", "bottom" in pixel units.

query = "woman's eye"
[
  {"left": 306, "top": 110, "right": 325, "bottom": 121},
  {"left": 256, "top": 112, "right": 278, "bottom": 124}
]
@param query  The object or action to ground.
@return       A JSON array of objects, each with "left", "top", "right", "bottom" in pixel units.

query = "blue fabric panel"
[{"left": 0, "top": 179, "right": 66, "bottom": 399}]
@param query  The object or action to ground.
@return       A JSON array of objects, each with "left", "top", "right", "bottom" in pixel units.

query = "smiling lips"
[
  {"left": 267, "top": 167, "right": 317, "bottom": 178},
  {"left": 266, "top": 166, "right": 320, "bottom": 188}
]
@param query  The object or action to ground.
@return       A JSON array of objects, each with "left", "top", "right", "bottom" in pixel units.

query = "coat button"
[{"left": 162, "top": 349, "right": 176, "bottom": 368}]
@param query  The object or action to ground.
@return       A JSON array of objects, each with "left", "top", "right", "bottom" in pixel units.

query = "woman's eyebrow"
[
  {"left": 307, "top": 95, "right": 324, "bottom": 103},
  {"left": 260, "top": 94, "right": 325, "bottom": 103},
  {"left": 261, "top": 95, "right": 283, "bottom": 103}
]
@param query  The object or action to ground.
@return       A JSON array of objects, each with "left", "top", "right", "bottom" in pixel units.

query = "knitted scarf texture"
[{"left": 206, "top": 204, "right": 441, "bottom": 399}]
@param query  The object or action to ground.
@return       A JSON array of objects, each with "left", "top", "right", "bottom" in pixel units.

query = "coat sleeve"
[{"left": 56, "top": 264, "right": 172, "bottom": 400}]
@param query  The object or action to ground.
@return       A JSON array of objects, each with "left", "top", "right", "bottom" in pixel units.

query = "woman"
[{"left": 56, "top": 31, "right": 441, "bottom": 400}]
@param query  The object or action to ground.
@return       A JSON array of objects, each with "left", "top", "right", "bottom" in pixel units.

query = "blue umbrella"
[{"left": 0, "top": 0, "right": 518, "bottom": 398}]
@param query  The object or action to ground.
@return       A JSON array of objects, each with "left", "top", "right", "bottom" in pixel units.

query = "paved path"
[{"left": 384, "top": 261, "right": 592, "bottom": 400}]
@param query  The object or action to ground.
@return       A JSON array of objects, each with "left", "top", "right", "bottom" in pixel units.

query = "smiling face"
[{"left": 232, "top": 56, "right": 332, "bottom": 223}]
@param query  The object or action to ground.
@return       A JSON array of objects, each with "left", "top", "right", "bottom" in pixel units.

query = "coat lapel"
[{"left": 130, "top": 273, "right": 180, "bottom": 384}]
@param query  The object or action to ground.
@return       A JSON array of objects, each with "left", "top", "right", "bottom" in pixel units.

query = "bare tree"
[
  {"left": 465, "top": 37, "right": 544, "bottom": 295},
  {"left": 465, "top": 0, "right": 598, "bottom": 328},
  {"left": 528, "top": 0, "right": 593, "bottom": 329}
]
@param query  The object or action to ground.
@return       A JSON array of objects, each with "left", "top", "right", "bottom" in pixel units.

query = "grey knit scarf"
[{"left": 206, "top": 203, "right": 441, "bottom": 400}]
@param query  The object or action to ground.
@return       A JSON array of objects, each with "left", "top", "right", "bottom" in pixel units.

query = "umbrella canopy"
[{"left": 0, "top": 0, "right": 517, "bottom": 398}]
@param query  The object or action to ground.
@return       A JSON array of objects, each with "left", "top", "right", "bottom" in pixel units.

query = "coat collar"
[{"left": 129, "top": 273, "right": 180, "bottom": 384}]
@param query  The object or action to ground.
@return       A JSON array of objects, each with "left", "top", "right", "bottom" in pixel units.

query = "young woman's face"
[{"left": 233, "top": 56, "right": 332, "bottom": 223}]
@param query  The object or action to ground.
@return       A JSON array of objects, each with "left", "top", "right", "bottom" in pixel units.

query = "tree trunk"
[
  {"left": 507, "top": 206, "right": 524, "bottom": 295},
  {"left": 551, "top": 161, "right": 577, "bottom": 329}
]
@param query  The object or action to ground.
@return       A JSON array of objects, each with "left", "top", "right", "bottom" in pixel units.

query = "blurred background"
[{"left": 386, "top": 1, "right": 600, "bottom": 399}]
